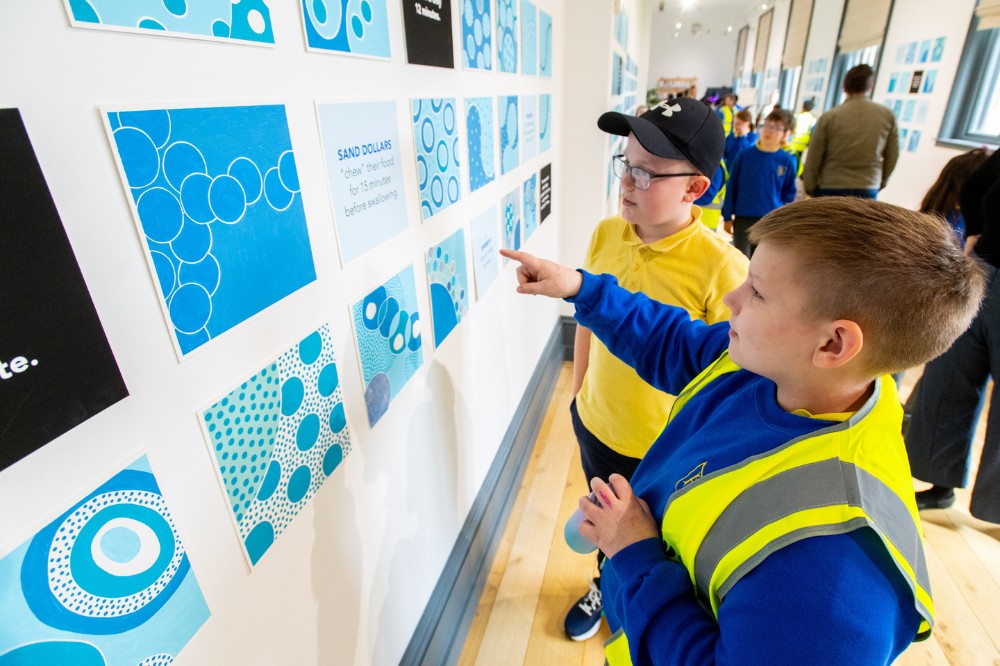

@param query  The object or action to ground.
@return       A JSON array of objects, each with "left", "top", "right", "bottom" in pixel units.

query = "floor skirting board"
[{"left": 400, "top": 316, "right": 575, "bottom": 666}]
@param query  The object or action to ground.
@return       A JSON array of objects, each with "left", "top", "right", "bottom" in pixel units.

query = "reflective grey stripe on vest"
[{"left": 693, "top": 458, "right": 932, "bottom": 624}]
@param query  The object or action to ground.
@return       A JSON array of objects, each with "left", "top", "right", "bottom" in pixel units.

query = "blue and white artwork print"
[
  {"left": 425, "top": 229, "right": 470, "bottom": 348},
  {"left": 500, "top": 186, "right": 521, "bottom": 264},
  {"left": 465, "top": 97, "right": 496, "bottom": 193},
  {"left": 462, "top": 0, "right": 492, "bottom": 70},
  {"left": 301, "top": 0, "right": 391, "bottom": 57},
  {"left": 499, "top": 95, "right": 520, "bottom": 175},
  {"left": 317, "top": 100, "right": 408, "bottom": 264},
  {"left": 106, "top": 105, "right": 316, "bottom": 358},
  {"left": 539, "top": 94, "right": 551, "bottom": 152},
  {"left": 521, "top": 94, "right": 537, "bottom": 161},
  {"left": 497, "top": 0, "right": 518, "bottom": 73},
  {"left": 65, "top": 0, "right": 274, "bottom": 44},
  {"left": 470, "top": 204, "right": 500, "bottom": 297},
  {"left": 352, "top": 266, "right": 424, "bottom": 427},
  {"left": 521, "top": 0, "right": 537, "bottom": 75},
  {"left": 522, "top": 173, "right": 538, "bottom": 241},
  {"left": 411, "top": 98, "right": 462, "bottom": 221},
  {"left": 202, "top": 324, "right": 353, "bottom": 567},
  {"left": 0, "top": 456, "right": 210, "bottom": 666},
  {"left": 539, "top": 10, "right": 552, "bottom": 77}
]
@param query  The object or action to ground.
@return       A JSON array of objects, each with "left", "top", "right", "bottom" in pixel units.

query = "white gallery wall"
[
  {"left": 646, "top": 2, "right": 739, "bottom": 95},
  {"left": 0, "top": 2, "right": 569, "bottom": 664}
]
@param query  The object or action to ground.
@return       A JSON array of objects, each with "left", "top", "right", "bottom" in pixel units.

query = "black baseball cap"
[{"left": 598, "top": 98, "right": 725, "bottom": 177}]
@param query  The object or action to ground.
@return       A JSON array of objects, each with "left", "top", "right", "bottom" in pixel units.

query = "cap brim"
[{"left": 597, "top": 112, "right": 687, "bottom": 162}]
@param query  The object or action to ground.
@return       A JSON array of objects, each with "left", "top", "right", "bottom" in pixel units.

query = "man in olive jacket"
[{"left": 802, "top": 64, "right": 899, "bottom": 199}]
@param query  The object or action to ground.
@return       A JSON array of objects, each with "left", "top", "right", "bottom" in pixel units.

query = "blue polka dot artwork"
[
  {"left": 522, "top": 173, "right": 538, "bottom": 242},
  {"left": 301, "top": 0, "right": 391, "bottom": 58},
  {"left": 425, "top": 228, "right": 469, "bottom": 348},
  {"left": 64, "top": 0, "right": 274, "bottom": 44},
  {"left": 539, "top": 10, "right": 552, "bottom": 77},
  {"left": 0, "top": 456, "right": 210, "bottom": 666},
  {"left": 106, "top": 105, "right": 317, "bottom": 358},
  {"left": 500, "top": 186, "right": 521, "bottom": 265},
  {"left": 497, "top": 0, "right": 518, "bottom": 73},
  {"left": 465, "top": 97, "right": 496, "bottom": 193},
  {"left": 539, "top": 94, "right": 552, "bottom": 153},
  {"left": 520, "top": 0, "right": 537, "bottom": 75},
  {"left": 351, "top": 265, "right": 424, "bottom": 427},
  {"left": 411, "top": 98, "right": 462, "bottom": 221},
  {"left": 201, "top": 324, "right": 353, "bottom": 568},
  {"left": 499, "top": 95, "right": 520, "bottom": 175},
  {"left": 462, "top": 0, "right": 492, "bottom": 70}
]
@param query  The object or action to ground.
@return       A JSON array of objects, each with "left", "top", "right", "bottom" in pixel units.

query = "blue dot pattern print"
[
  {"left": 301, "top": 0, "right": 391, "bottom": 58},
  {"left": 497, "top": 0, "right": 518, "bottom": 73},
  {"left": 520, "top": 0, "right": 536, "bottom": 75},
  {"left": 462, "top": 0, "right": 492, "bottom": 69},
  {"left": 411, "top": 99, "right": 462, "bottom": 221},
  {"left": 351, "top": 265, "right": 424, "bottom": 427},
  {"left": 202, "top": 324, "right": 353, "bottom": 567},
  {"left": 499, "top": 95, "right": 519, "bottom": 175},
  {"left": 465, "top": 97, "right": 496, "bottom": 193},
  {"left": 0, "top": 456, "right": 210, "bottom": 665},
  {"left": 425, "top": 228, "right": 470, "bottom": 348},
  {"left": 66, "top": 0, "right": 274, "bottom": 43},
  {"left": 108, "top": 105, "right": 317, "bottom": 356},
  {"left": 522, "top": 174, "right": 538, "bottom": 241},
  {"left": 539, "top": 10, "right": 552, "bottom": 77}
]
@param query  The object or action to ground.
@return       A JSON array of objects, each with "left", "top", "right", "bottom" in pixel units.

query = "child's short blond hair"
[{"left": 750, "top": 197, "right": 986, "bottom": 375}]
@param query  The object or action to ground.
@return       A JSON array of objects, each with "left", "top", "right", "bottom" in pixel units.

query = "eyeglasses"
[
  {"left": 761, "top": 122, "right": 787, "bottom": 132},
  {"left": 612, "top": 155, "right": 699, "bottom": 190}
]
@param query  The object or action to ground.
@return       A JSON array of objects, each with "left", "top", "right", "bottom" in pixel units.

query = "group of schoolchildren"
[{"left": 497, "top": 78, "right": 991, "bottom": 664}]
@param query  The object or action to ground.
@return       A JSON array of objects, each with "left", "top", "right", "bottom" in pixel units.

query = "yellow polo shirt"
[{"left": 577, "top": 209, "right": 749, "bottom": 459}]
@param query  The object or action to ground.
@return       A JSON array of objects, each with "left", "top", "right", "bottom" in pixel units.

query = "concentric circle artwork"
[{"left": 410, "top": 99, "right": 462, "bottom": 221}]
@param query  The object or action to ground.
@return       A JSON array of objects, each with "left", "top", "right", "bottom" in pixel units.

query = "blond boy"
[{"left": 502, "top": 197, "right": 984, "bottom": 664}]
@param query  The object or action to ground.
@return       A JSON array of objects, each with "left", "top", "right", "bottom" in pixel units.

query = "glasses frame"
[{"left": 612, "top": 154, "right": 700, "bottom": 190}]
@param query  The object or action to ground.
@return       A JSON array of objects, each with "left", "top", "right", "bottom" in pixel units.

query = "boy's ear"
[
  {"left": 813, "top": 320, "right": 864, "bottom": 369},
  {"left": 684, "top": 176, "right": 711, "bottom": 202}
]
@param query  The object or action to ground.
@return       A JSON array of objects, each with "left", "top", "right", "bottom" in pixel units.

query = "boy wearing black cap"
[{"left": 565, "top": 97, "right": 747, "bottom": 641}]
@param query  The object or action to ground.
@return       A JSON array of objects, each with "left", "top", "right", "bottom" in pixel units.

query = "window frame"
[{"left": 939, "top": 15, "right": 1000, "bottom": 149}]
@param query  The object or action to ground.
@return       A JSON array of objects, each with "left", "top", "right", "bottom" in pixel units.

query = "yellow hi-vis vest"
[
  {"left": 790, "top": 111, "right": 816, "bottom": 154},
  {"left": 604, "top": 353, "right": 935, "bottom": 665},
  {"left": 718, "top": 106, "right": 735, "bottom": 137},
  {"left": 700, "top": 161, "right": 728, "bottom": 231}
]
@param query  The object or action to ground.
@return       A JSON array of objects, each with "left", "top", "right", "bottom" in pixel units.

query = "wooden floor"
[{"left": 458, "top": 363, "right": 1000, "bottom": 665}]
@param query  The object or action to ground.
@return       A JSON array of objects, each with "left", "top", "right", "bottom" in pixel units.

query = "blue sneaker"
[{"left": 564, "top": 577, "right": 603, "bottom": 641}]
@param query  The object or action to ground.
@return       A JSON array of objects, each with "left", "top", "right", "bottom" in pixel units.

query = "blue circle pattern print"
[
  {"left": 426, "top": 228, "right": 469, "bottom": 348},
  {"left": 462, "top": 0, "right": 492, "bottom": 69},
  {"left": 465, "top": 97, "right": 495, "bottom": 193},
  {"left": 352, "top": 266, "right": 425, "bottom": 427},
  {"left": 411, "top": 98, "right": 462, "bottom": 221},
  {"left": 202, "top": 324, "right": 353, "bottom": 567},
  {"left": 108, "top": 105, "right": 317, "bottom": 357},
  {"left": 0, "top": 457, "right": 210, "bottom": 665},
  {"left": 522, "top": 174, "right": 538, "bottom": 241},
  {"left": 66, "top": 0, "right": 274, "bottom": 43},
  {"left": 497, "top": 0, "right": 518, "bottom": 73},
  {"left": 500, "top": 96, "right": 519, "bottom": 175},
  {"left": 302, "top": 0, "right": 391, "bottom": 58}
]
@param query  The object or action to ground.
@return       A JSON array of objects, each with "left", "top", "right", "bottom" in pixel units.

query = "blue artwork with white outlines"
[
  {"left": 539, "top": 94, "right": 551, "bottom": 152},
  {"left": 66, "top": 0, "right": 274, "bottom": 44},
  {"left": 522, "top": 174, "right": 538, "bottom": 241},
  {"left": 0, "top": 456, "right": 210, "bottom": 666},
  {"left": 539, "top": 10, "right": 552, "bottom": 77},
  {"left": 465, "top": 97, "right": 496, "bottom": 193},
  {"left": 521, "top": 0, "right": 537, "bottom": 75},
  {"left": 501, "top": 186, "right": 521, "bottom": 264},
  {"left": 426, "top": 228, "right": 469, "bottom": 348},
  {"left": 499, "top": 95, "right": 520, "bottom": 175},
  {"left": 411, "top": 98, "right": 462, "bottom": 221},
  {"left": 202, "top": 324, "right": 352, "bottom": 567},
  {"left": 462, "top": 0, "right": 492, "bottom": 69},
  {"left": 497, "top": 0, "right": 518, "bottom": 73},
  {"left": 107, "top": 105, "right": 316, "bottom": 357},
  {"left": 352, "top": 266, "right": 424, "bottom": 427},
  {"left": 301, "top": 0, "right": 390, "bottom": 58}
]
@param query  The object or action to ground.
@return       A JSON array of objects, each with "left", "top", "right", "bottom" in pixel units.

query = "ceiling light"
[
  {"left": 675, "top": 21, "right": 682, "bottom": 29},
  {"left": 761, "top": 3, "right": 767, "bottom": 9},
  {"left": 727, "top": 25, "right": 733, "bottom": 32}
]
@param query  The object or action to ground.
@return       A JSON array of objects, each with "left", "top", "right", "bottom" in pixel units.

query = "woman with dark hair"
[{"left": 919, "top": 149, "right": 989, "bottom": 249}]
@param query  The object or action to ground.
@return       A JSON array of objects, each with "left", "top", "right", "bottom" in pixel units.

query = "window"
[
  {"left": 779, "top": 66, "right": 802, "bottom": 110},
  {"left": 941, "top": 15, "right": 1000, "bottom": 147}
]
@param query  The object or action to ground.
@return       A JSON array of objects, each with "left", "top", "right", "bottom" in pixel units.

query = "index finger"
[{"left": 499, "top": 248, "right": 535, "bottom": 265}]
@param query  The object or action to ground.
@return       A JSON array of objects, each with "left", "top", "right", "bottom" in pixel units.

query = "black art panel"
[
  {"left": 539, "top": 163, "right": 552, "bottom": 222},
  {"left": 402, "top": 0, "right": 455, "bottom": 68},
  {"left": 0, "top": 109, "right": 128, "bottom": 470}
]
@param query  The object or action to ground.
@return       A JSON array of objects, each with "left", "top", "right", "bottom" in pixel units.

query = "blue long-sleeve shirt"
[
  {"left": 694, "top": 163, "right": 725, "bottom": 206},
  {"left": 723, "top": 131, "right": 756, "bottom": 165},
  {"left": 569, "top": 271, "right": 923, "bottom": 665},
  {"left": 721, "top": 145, "right": 797, "bottom": 220}
]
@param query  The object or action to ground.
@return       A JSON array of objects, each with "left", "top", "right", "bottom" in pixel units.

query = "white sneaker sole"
[{"left": 567, "top": 618, "right": 603, "bottom": 642}]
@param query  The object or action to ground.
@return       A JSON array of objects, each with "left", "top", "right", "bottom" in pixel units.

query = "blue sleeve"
[
  {"left": 603, "top": 530, "right": 923, "bottom": 665},
  {"left": 781, "top": 153, "right": 797, "bottom": 204},
  {"left": 568, "top": 271, "right": 731, "bottom": 395},
  {"left": 722, "top": 153, "right": 742, "bottom": 220}
]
